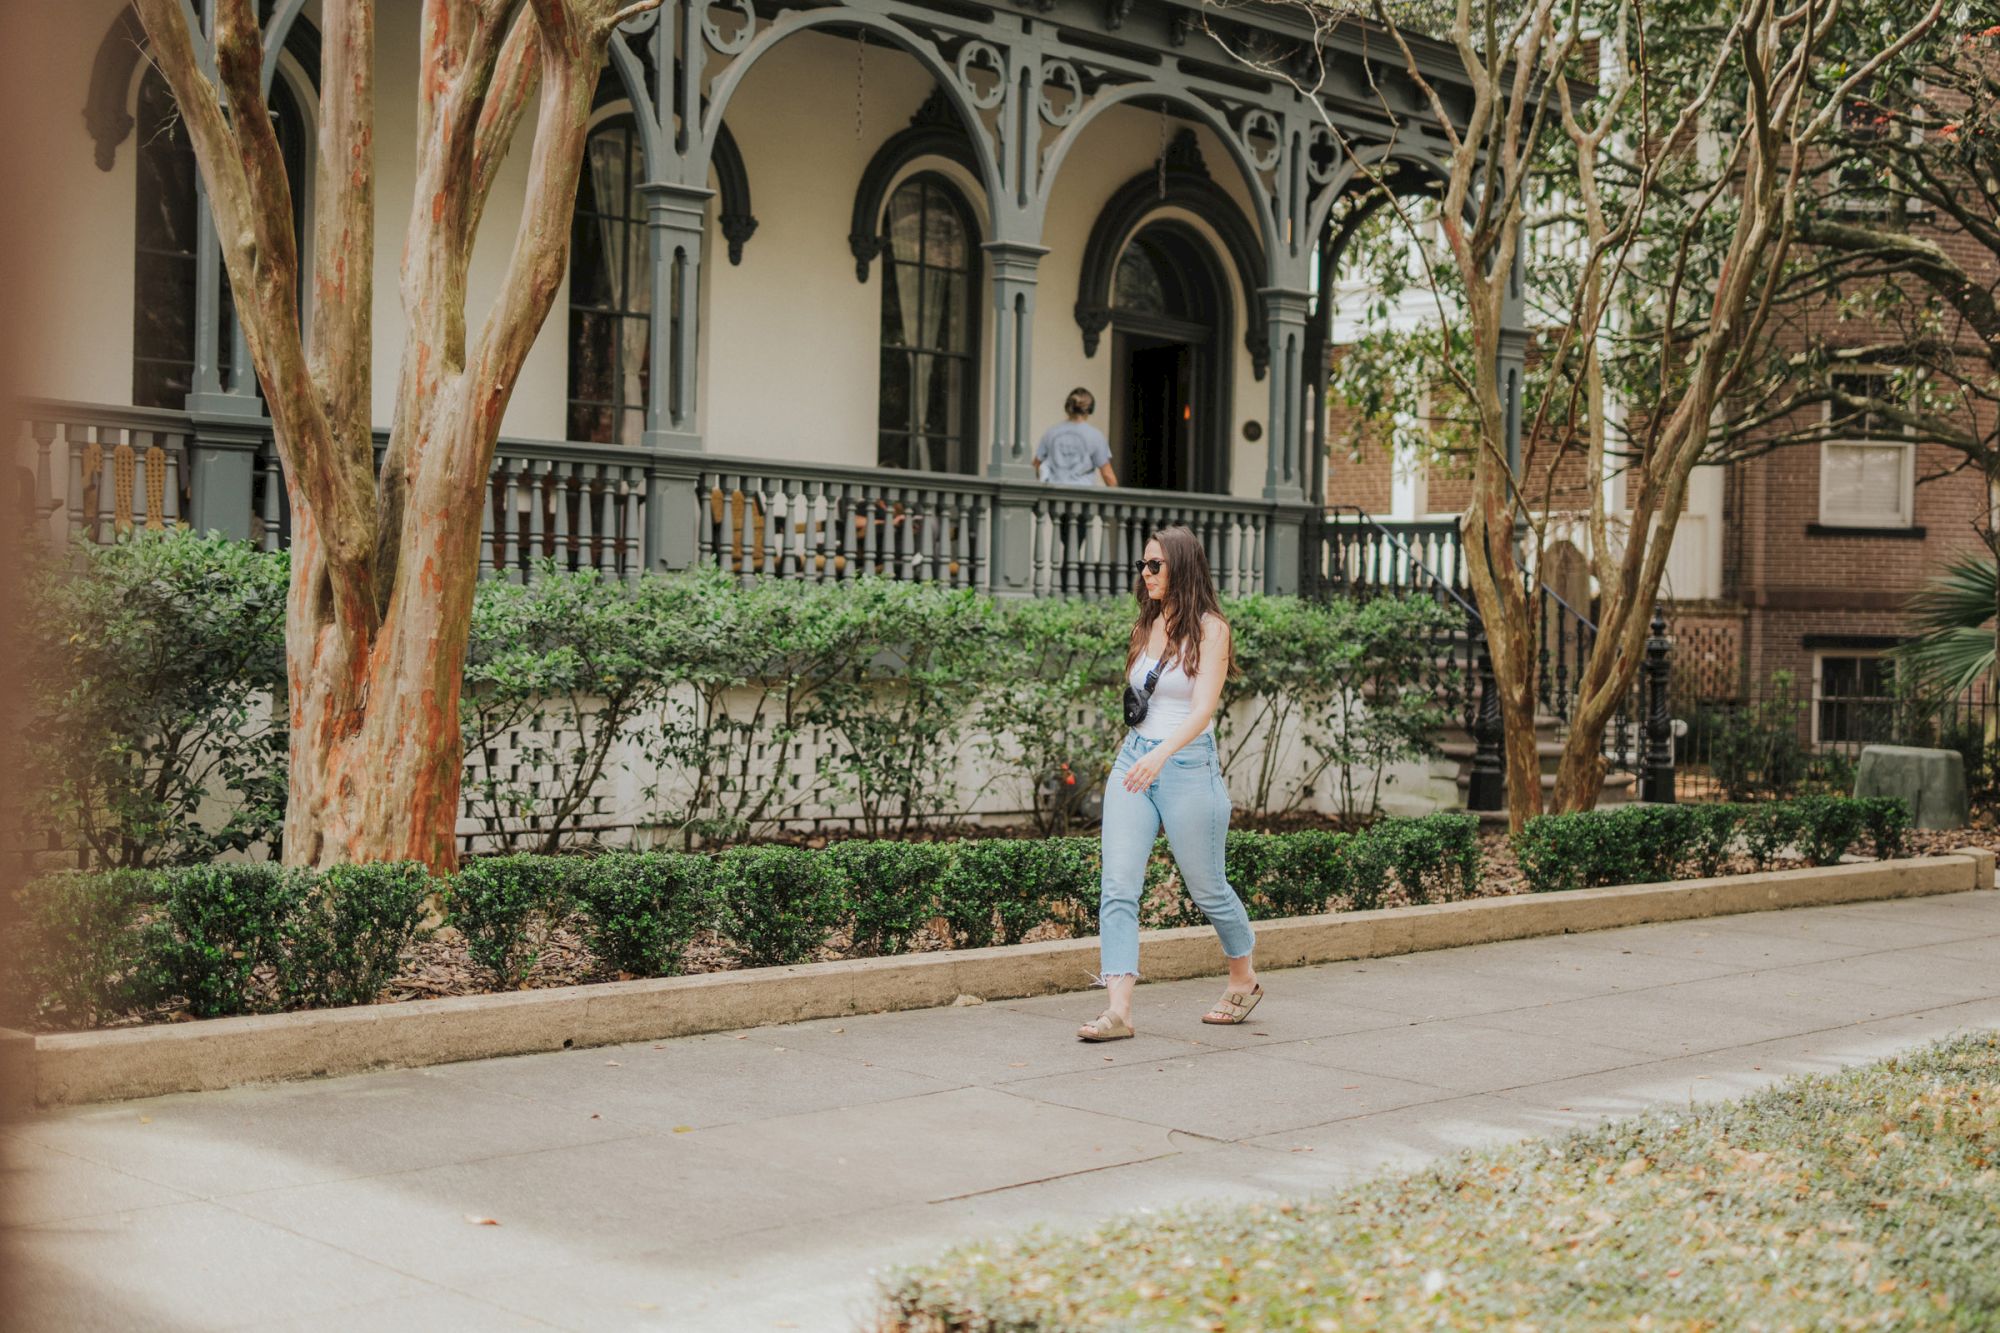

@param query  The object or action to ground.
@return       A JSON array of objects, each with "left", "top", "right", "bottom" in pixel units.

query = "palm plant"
[{"left": 1895, "top": 554, "right": 1999, "bottom": 702}]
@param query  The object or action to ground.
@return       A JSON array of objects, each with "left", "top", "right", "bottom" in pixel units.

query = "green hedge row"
[
  {"left": 7, "top": 813, "right": 1479, "bottom": 1030},
  {"left": 29, "top": 534, "right": 1461, "bottom": 866},
  {"left": 1512, "top": 796, "right": 1910, "bottom": 895}
]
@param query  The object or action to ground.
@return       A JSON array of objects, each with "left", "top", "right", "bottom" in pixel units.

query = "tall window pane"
[
  {"left": 568, "top": 117, "right": 650, "bottom": 445},
  {"left": 134, "top": 69, "right": 306, "bottom": 409},
  {"left": 878, "top": 175, "right": 977, "bottom": 475}
]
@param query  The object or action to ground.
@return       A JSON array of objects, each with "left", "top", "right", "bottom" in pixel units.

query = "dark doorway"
[
  {"left": 1108, "top": 223, "right": 1230, "bottom": 494},
  {"left": 1122, "top": 338, "right": 1197, "bottom": 491}
]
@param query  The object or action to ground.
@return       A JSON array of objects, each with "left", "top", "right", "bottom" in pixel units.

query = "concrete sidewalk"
[{"left": 7, "top": 891, "right": 1999, "bottom": 1333}]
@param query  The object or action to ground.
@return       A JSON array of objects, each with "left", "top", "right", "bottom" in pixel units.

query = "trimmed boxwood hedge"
[
  {"left": 6, "top": 813, "right": 1478, "bottom": 1029},
  {"left": 8, "top": 799, "right": 1906, "bottom": 1031},
  {"left": 1512, "top": 795, "right": 1909, "bottom": 895}
]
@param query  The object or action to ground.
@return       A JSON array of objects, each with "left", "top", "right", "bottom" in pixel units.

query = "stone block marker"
[{"left": 1855, "top": 745, "right": 1969, "bottom": 830}]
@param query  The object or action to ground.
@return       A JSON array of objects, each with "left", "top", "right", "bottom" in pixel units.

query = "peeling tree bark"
[{"left": 131, "top": 0, "right": 658, "bottom": 869}]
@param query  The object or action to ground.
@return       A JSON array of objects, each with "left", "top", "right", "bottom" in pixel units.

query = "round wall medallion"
[{"left": 1242, "top": 420, "right": 1263, "bottom": 441}]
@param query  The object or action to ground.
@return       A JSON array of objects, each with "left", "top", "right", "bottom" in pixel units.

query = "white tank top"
[{"left": 1130, "top": 650, "right": 1204, "bottom": 741}]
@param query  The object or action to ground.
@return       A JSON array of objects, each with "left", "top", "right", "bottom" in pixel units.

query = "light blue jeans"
[{"left": 1098, "top": 731, "right": 1254, "bottom": 978}]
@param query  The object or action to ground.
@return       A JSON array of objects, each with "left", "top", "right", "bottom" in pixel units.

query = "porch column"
[
  {"left": 1497, "top": 235, "right": 1528, "bottom": 477},
  {"left": 639, "top": 181, "right": 712, "bottom": 571},
  {"left": 1259, "top": 286, "right": 1312, "bottom": 593},
  {"left": 984, "top": 242, "right": 1046, "bottom": 482},
  {"left": 640, "top": 181, "right": 711, "bottom": 452},
  {"left": 184, "top": 182, "right": 264, "bottom": 542},
  {"left": 983, "top": 241, "right": 1047, "bottom": 597}
]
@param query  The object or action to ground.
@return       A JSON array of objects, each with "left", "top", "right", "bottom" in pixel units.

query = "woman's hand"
[{"left": 1123, "top": 749, "right": 1168, "bottom": 792}]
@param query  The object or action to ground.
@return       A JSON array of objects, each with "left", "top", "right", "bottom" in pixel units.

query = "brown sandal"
[
  {"left": 1077, "top": 1011, "right": 1135, "bottom": 1042},
  {"left": 1202, "top": 984, "right": 1264, "bottom": 1025}
]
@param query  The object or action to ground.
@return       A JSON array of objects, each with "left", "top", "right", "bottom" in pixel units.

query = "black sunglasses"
[{"left": 1132, "top": 558, "right": 1165, "bottom": 576}]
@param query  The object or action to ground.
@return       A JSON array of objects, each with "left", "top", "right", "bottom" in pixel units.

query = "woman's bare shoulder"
[{"left": 1199, "top": 611, "right": 1231, "bottom": 639}]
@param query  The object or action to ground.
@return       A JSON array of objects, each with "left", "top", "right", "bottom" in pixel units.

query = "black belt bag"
[{"left": 1122, "top": 660, "right": 1164, "bottom": 727}]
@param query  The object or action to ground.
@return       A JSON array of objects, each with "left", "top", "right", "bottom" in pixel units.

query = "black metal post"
[
  {"left": 1643, "top": 607, "right": 1676, "bottom": 803},
  {"left": 1468, "top": 632, "right": 1506, "bottom": 811}
]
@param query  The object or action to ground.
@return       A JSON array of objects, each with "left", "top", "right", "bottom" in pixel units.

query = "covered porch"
[{"left": 14, "top": 0, "right": 1514, "bottom": 598}]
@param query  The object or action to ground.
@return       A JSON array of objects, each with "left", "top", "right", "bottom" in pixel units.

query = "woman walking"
[{"left": 1078, "top": 525, "right": 1261, "bottom": 1041}]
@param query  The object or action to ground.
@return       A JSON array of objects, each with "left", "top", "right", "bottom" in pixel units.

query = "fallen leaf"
[
  {"left": 672, "top": 1125, "right": 694, "bottom": 1133},
  {"left": 464, "top": 1215, "right": 501, "bottom": 1226},
  {"left": 1343, "top": 1085, "right": 1361, "bottom": 1091},
  {"left": 1291, "top": 1146, "right": 1315, "bottom": 1153},
  {"left": 735, "top": 1035, "right": 748, "bottom": 1041},
  {"left": 590, "top": 1113, "right": 601, "bottom": 1120},
  {"left": 1008, "top": 1061, "right": 1028, "bottom": 1068},
  {"left": 138, "top": 1116, "right": 152, "bottom": 1124},
  {"left": 831, "top": 1027, "right": 845, "bottom": 1034}
]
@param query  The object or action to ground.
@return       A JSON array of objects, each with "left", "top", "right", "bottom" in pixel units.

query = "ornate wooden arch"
[
  {"left": 86, "top": 2, "right": 321, "bottom": 172},
  {"left": 849, "top": 87, "right": 983, "bottom": 282},
  {"left": 592, "top": 76, "right": 758, "bottom": 265},
  {"left": 1074, "top": 132, "right": 1268, "bottom": 380}
]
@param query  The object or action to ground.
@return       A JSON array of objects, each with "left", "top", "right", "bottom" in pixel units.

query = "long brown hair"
[{"left": 1127, "top": 525, "right": 1233, "bottom": 678}]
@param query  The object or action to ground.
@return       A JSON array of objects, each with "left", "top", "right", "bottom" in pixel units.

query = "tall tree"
[
  {"left": 130, "top": 0, "right": 655, "bottom": 869},
  {"left": 1219, "top": 0, "right": 1939, "bottom": 829}
]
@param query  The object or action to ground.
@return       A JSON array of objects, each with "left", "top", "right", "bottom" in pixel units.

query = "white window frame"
[
  {"left": 1818, "top": 370, "right": 1914, "bottom": 529},
  {"left": 1810, "top": 650, "right": 1895, "bottom": 749}
]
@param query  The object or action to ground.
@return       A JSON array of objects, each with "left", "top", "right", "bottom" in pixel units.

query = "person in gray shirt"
[{"left": 1035, "top": 388, "right": 1118, "bottom": 487}]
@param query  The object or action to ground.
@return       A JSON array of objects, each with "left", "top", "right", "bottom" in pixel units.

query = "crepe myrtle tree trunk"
[{"left": 132, "top": 0, "right": 657, "bottom": 869}]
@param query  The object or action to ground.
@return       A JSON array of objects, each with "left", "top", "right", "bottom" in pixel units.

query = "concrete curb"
[{"left": 26, "top": 850, "right": 1995, "bottom": 1108}]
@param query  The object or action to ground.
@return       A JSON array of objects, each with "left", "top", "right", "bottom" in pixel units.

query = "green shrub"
[
  {"left": 1516, "top": 797, "right": 1898, "bottom": 894},
  {"left": 571, "top": 852, "right": 718, "bottom": 977},
  {"left": 1740, "top": 802, "right": 1805, "bottom": 871},
  {"left": 1689, "top": 803, "right": 1746, "bottom": 877},
  {"left": 713, "top": 845, "right": 848, "bottom": 966},
  {"left": 825, "top": 840, "right": 953, "bottom": 956},
  {"left": 938, "top": 837, "right": 1099, "bottom": 949},
  {"left": 809, "top": 581, "right": 990, "bottom": 839},
  {"left": 283, "top": 863, "right": 430, "bottom": 1008},
  {"left": 1707, "top": 680, "right": 1812, "bottom": 801},
  {"left": 1274, "top": 829, "right": 1357, "bottom": 913},
  {"left": 978, "top": 599, "right": 1128, "bottom": 836},
  {"left": 1788, "top": 794, "right": 1870, "bottom": 867},
  {"left": 1373, "top": 812, "right": 1481, "bottom": 903},
  {"left": 9, "top": 871, "right": 157, "bottom": 1027},
  {"left": 444, "top": 855, "right": 581, "bottom": 985},
  {"left": 1860, "top": 797, "right": 1910, "bottom": 860},
  {"left": 1514, "top": 805, "right": 1703, "bottom": 893},
  {"left": 25, "top": 533, "right": 288, "bottom": 867},
  {"left": 461, "top": 567, "right": 676, "bottom": 853},
  {"left": 141, "top": 863, "right": 298, "bottom": 1018},
  {"left": 1224, "top": 832, "right": 1296, "bottom": 920}
]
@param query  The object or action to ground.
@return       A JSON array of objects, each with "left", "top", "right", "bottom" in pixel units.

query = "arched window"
[
  {"left": 132, "top": 68, "right": 307, "bottom": 409},
  {"left": 568, "top": 116, "right": 651, "bottom": 446},
  {"left": 878, "top": 174, "right": 979, "bottom": 475}
]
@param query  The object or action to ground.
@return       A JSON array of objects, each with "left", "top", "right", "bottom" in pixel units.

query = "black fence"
[{"left": 1673, "top": 681, "right": 2000, "bottom": 804}]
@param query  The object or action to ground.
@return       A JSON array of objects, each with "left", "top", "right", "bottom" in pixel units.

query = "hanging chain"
[
  {"left": 855, "top": 31, "right": 866, "bottom": 140},
  {"left": 1156, "top": 101, "right": 1169, "bottom": 200}
]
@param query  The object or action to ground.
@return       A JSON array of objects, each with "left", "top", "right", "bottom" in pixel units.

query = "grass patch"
[{"left": 875, "top": 1031, "right": 2000, "bottom": 1330}]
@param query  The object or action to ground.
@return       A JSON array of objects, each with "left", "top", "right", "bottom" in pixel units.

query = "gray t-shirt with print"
[{"left": 1034, "top": 421, "right": 1112, "bottom": 486}]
